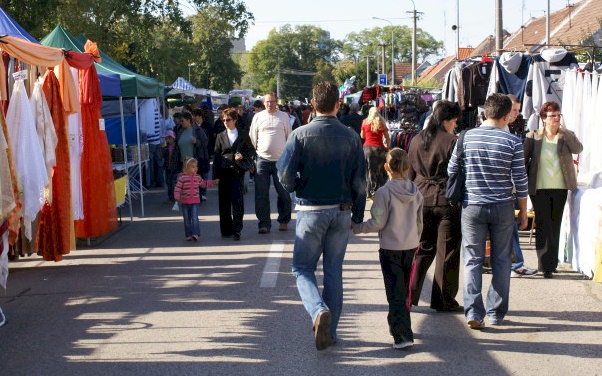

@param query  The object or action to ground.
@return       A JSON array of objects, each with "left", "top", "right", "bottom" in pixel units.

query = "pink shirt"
[{"left": 174, "top": 173, "right": 213, "bottom": 204}]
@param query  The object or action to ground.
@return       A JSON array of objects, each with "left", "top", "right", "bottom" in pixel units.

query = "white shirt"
[
  {"left": 249, "top": 110, "right": 292, "bottom": 161},
  {"left": 227, "top": 128, "right": 238, "bottom": 146}
]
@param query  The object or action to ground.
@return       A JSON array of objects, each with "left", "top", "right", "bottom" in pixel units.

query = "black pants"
[
  {"left": 410, "top": 205, "right": 461, "bottom": 309},
  {"left": 379, "top": 248, "right": 416, "bottom": 343},
  {"left": 218, "top": 173, "right": 245, "bottom": 236},
  {"left": 363, "top": 146, "right": 387, "bottom": 196},
  {"left": 531, "top": 189, "right": 568, "bottom": 273},
  {"left": 165, "top": 170, "right": 179, "bottom": 201}
]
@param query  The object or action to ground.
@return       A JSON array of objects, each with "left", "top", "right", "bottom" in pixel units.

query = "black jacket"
[{"left": 213, "top": 130, "right": 256, "bottom": 179}]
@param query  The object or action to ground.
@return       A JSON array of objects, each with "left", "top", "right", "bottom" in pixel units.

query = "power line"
[{"left": 254, "top": 17, "right": 413, "bottom": 25}]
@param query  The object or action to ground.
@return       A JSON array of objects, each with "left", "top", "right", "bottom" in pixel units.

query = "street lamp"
[
  {"left": 188, "top": 62, "right": 196, "bottom": 83},
  {"left": 373, "top": 17, "right": 395, "bottom": 85},
  {"left": 407, "top": 0, "right": 417, "bottom": 86}
]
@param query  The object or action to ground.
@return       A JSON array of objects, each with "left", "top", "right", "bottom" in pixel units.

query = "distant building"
[{"left": 231, "top": 38, "right": 246, "bottom": 55}]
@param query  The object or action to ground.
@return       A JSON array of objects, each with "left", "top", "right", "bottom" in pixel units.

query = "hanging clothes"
[
  {"left": 74, "top": 40, "right": 118, "bottom": 238},
  {"left": 65, "top": 67, "right": 84, "bottom": 220},
  {"left": 29, "top": 79, "right": 58, "bottom": 184},
  {"left": 522, "top": 48, "right": 579, "bottom": 131},
  {"left": 0, "top": 120, "right": 15, "bottom": 219},
  {"left": 0, "top": 109, "right": 21, "bottom": 245},
  {"left": 458, "top": 62, "right": 493, "bottom": 110},
  {"left": 38, "top": 68, "right": 73, "bottom": 261},
  {"left": 487, "top": 52, "right": 532, "bottom": 105},
  {"left": 5, "top": 79, "right": 48, "bottom": 240}
]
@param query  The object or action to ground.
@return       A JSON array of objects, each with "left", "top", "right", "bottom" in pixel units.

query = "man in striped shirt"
[{"left": 448, "top": 93, "right": 529, "bottom": 330}]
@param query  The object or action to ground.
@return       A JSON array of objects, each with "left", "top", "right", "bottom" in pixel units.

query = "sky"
[{"left": 242, "top": 0, "right": 573, "bottom": 62}]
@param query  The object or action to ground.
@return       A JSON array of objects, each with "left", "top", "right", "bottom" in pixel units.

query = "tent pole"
[
  {"left": 119, "top": 97, "right": 133, "bottom": 221},
  {"left": 135, "top": 96, "right": 145, "bottom": 217}
]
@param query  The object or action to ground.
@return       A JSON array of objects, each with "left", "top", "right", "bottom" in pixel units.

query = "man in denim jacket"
[{"left": 277, "top": 81, "right": 367, "bottom": 351}]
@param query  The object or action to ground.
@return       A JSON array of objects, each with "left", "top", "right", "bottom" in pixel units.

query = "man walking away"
[
  {"left": 277, "top": 81, "right": 367, "bottom": 350},
  {"left": 447, "top": 93, "right": 529, "bottom": 329}
]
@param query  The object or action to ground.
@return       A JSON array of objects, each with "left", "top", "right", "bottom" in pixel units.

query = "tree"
[
  {"left": 342, "top": 26, "right": 443, "bottom": 77},
  {"left": 1, "top": 0, "right": 253, "bottom": 85},
  {"left": 248, "top": 25, "right": 337, "bottom": 100}
]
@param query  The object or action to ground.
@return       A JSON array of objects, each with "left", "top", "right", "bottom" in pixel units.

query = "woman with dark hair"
[
  {"left": 523, "top": 101, "right": 582, "bottom": 278},
  {"left": 176, "top": 111, "right": 210, "bottom": 186},
  {"left": 213, "top": 107, "right": 256, "bottom": 240},
  {"left": 408, "top": 100, "right": 463, "bottom": 311}
]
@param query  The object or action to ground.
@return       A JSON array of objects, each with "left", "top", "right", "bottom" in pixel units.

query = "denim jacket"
[{"left": 277, "top": 115, "right": 367, "bottom": 223}]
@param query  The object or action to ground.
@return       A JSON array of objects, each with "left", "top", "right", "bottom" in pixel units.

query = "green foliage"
[
  {"left": 341, "top": 26, "right": 443, "bottom": 78},
  {"left": 1, "top": 0, "right": 252, "bottom": 87},
  {"left": 248, "top": 24, "right": 337, "bottom": 100}
]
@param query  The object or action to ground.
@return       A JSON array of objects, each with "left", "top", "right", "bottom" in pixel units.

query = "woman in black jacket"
[{"left": 213, "top": 108, "right": 256, "bottom": 240}]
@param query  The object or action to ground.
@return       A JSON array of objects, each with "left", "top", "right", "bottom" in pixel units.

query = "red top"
[{"left": 362, "top": 121, "right": 387, "bottom": 147}]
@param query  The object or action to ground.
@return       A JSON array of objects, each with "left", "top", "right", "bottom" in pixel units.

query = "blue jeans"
[
  {"left": 255, "top": 157, "right": 291, "bottom": 229},
  {"left": 461, "top": 201, "right": 514, "bottom": 321},
  {"left": 292, "top": 207, "right": 351, "bottom": 340},
  {"left": 511, "top": 222, "right": 524, "bottom": 270},
  {"left": 181, "top": 203, "right": 200, "bottom": 237}
]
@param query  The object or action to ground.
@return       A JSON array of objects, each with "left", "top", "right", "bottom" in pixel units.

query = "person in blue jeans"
[
  {"left": 277, "top": 81, "right": 366, "bottom": 351},
  {"left": 505, "top": 95, "right": 537, "bottom": 278},
  {"left": 448, "top": 93, "right": 529, "bottom": 329}
]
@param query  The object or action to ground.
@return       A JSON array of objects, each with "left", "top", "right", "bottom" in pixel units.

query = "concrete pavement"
[{"left": 1, "top": 183, "right": 601, "bottom": 375}]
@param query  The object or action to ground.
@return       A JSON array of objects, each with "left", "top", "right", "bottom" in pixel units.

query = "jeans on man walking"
[
  {"left": 181, "top": 203, "right": 200, "bottom": 237},
  {"left": 511, "top": 221, "right": 525, "bottom": 271},
  {"left": 292, "top": 207, "right": 351, "bottom": 341},
  {"left": 255, "top": 157, "right": 291, "bottom": 229},
  {"left": 461, "top": 201, "right": 514, "bottom": 322}
]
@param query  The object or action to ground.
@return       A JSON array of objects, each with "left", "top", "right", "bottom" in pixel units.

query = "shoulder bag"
[{"left": 445, "top": 130, "right": 467, "bottom": 205}]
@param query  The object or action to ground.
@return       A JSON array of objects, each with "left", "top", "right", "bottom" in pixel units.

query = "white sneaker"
[
  {"left": 393, "top": 341, "right": 413, "bottom": 350},
  {"left": 511, "top": 266, "right": 538, "bottom": 278}
]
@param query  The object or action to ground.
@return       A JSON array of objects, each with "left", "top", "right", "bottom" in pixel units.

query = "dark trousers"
[
  {"left": 379, "top": 248, "right": 416, "bottom": 343},
  {"left": 254, "top": 157, "right": 291, "bottom": 229},
  {"left": 363, "top": 146, "right": 388, "bottom": 196},
  {"left": 411, "top": 205, "right": 461, "bottom": 309},
  {"left": 165, "top": 170, "right": 179, "bottom": 201},
  {"left": 218, "top": 173, "right": 245, "bottom": 236},
  {"left": 531, "top": 189, "right": 568, "bottom": 273}
]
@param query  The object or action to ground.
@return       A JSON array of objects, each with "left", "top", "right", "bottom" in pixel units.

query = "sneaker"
[
  {"left": 488, "top": 317, "right": 503, "bottom": 325},
  {"left": 511, "top": 266, "right": 537, "bottom": 278},
  {"left": 314, "top": 310, "right": 332, "bottom": 351},
  {"left": 258, "top": 227, "right": 270, "bottom": 234},
  {"left": 200, "top": 196, "right": 207, "bottom": 202},
  {"left": 467, "top": 318, "right": 485, "bottom": 329},
  {"left": 191, "top": 235, "right": 199, "bottom": 242},
  {"left": 393, "top": 341, "right": 413, "bottom": 350},
  {"left": 278, "top": 223, "right": 288, "bottom": 231},
  {"left": 186, "top": 237, "right": 193, "bottom": 241}
]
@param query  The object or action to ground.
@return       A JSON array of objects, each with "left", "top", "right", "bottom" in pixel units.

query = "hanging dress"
[
  {"left": 38, "top": 69, "right": 73, "bottom": 261},
  {"left": 5, "top": 79, "right": 48, "bottom": 240}
]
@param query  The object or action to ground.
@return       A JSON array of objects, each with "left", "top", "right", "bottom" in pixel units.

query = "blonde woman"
[{"left": 361, "top": 107, "right": 391, "bottom": 197}]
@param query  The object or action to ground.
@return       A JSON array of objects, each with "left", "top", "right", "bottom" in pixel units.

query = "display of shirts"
[
  {"left": 522, "top": 48, "right": 579, "bottom": 131},
  {"left": 458, "top": 62, "right": 493, "bottom": 110},
  {"left": 29, "top": 79, "right": 58, "bottom": 183},
  {"left": 487, "top": 52, "right": 532, "bottom": 105}
]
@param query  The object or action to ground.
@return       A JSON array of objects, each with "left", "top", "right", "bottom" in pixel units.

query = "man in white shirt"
[{"left": 249, "top": 93, "right": 293, "bottom": 233}]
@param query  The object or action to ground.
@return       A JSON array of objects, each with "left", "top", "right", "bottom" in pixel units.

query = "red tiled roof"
[{"left": 504, "top": 0, "right": 601, "bottom": 52}]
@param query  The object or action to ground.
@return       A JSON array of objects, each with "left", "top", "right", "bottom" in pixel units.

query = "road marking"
[{"left": 260, "top": 241, "right": 284, "bottom": 288}]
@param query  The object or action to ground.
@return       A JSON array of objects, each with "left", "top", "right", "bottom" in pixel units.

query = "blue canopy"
[
  {"left": 98, "top": 72, "right": 122, "bottom": 98},
  {"left": 0, "top": 7, "right": 38, "bottom": 43}
]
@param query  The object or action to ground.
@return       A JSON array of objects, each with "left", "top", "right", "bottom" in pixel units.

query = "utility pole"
[
  {"left": 546, "top": 0, "right": 550, "bottom": 46},
  {"left": 378, "top": 43, "right": 387, "bottom": 78},
  {"left": 496, "top": 0, "right": 503, "bottom": 54},
  {"left": 407, "top": 0, "right": 420, "bottom": 86},
  {"left": 364, "top": 55, "right": 374, "bottom": 86},
  {"left": 276, "top": 56, "right": 281, "bottom": 99},
  {"left": 373, "top": 17, "right": 395, "bottom": 85}
]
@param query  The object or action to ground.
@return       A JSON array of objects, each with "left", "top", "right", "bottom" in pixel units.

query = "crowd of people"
[{"left": 156, "top": 82, "right": 582, "bottom": 352}]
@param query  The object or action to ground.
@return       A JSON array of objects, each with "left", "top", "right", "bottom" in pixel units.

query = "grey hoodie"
[{"left": 354, "top": 178, "right": 423, "bottom": 251}]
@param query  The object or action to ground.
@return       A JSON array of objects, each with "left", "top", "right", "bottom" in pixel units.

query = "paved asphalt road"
[{"left": 1, "top": 183, "right": 601, "bottom": 375}]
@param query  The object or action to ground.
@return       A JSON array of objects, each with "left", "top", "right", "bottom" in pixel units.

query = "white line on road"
[{"left": 260, "top": 241, "right": 284, "bottom": 288}]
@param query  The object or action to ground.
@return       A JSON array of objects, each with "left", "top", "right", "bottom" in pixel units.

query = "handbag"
[{"left": 445, "top": 130, "right": 467, "bottom": 205}]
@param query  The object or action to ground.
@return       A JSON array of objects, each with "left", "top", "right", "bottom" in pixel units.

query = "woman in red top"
[{"left": 361, "top": 107, "right": 391, "bottom": 198}]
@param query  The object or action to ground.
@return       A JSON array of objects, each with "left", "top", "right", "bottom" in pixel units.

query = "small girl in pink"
[{"left": 174, "top": 158, "right": 219, "bottom": 241}]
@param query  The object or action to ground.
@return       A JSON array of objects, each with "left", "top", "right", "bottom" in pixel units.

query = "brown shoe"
[
  {"left": 314, "top": 310, "right": 332, "bottom": 350},
  {"left": 278, "top": 223, "right": 288, "bottom": 231}
]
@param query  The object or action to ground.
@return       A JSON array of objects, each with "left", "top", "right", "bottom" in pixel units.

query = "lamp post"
[
  {"left": 373, "top": 17, "right": 395, "bottom": 85},
  {"left": 407, "top": 0, "right": 417, "bottom": 86},
  {"left": 188, "top": 62, "right": 196, "bottom": 83}
]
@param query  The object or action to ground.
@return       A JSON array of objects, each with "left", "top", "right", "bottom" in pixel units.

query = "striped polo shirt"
[{"left": 447, "top": 125, "right": 528, "bottom": 205}]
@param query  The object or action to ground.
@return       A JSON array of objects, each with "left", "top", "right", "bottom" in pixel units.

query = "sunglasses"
[{"left": 224, "top": 118, "right": 234, "bottom": 122}]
